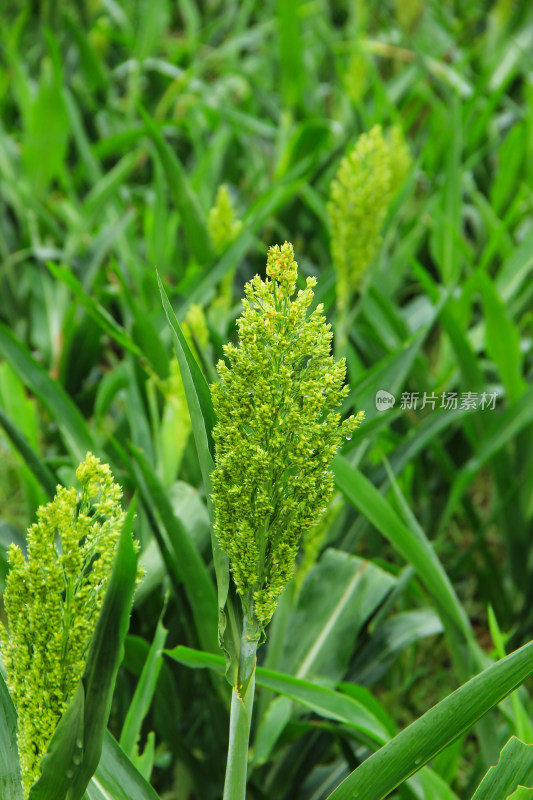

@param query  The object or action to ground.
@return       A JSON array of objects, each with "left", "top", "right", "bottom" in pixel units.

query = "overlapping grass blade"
[
  {"left": 441, "top": 383, "right": 533, "bottom": 533},
  {"left": 139, "top": 105, "right": 214, "bottom": 266},
  {"left": 471, "top": 736, "right": 533, "bottom": 799},
  {"left": 324, "top": 639, "right": 533, "bottom": 800},
  {"left": 332, "top": 455, "right": 471, "bottom": 640},
  {"left": 87, "top": 732, "right": 162, "bottom": 800},
  {"left": 253, "top": 550, "right": 396, "bottom": 764},
  {"left": 128, "top": 444, "right": 218, "bottom": 654},
  {"left": 0, "top": 322, "right": 94, "bottom": 463},
  {"left": 0, "top": 672, "right": 23, "bottom": 800},
  {"left": 46, "top": 263, "right": 144, "bottom": 361},
  {"left": 166, "top": 645, "right": 390, "bottom": 744},
  {"left": 0, "top": 406, "right": 57, "bottom": 498},
  {"left": 119, "top": 604, "right": 168, "bottom": 762},
  {"left": 158, "top": 272, "right": 242, "bottom": 682}
]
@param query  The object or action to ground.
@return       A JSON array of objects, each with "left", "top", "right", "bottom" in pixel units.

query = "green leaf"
[
  {"left": 29, "top": 498, "right": 138, "bottom": 800},
  {"left": 128, "top": 444, "right": 218, "bottom": 653},
  {"left": 280, "top": 549, "right": 396, "bottom": 681},
  {"left": 442, "top": 384, "right": 533, "bottom": 532},
  {"left": 490, "top": 123, "right": 526, "bottom": 216},
  {"left": 0, "top": 322, "right": 94, "bottom": 464},
  {"left": 0, "top": 672, "right": 23, "bottom": 800},
  {"left": 165, "top": 645, "right": 391, "bottom": 745},
  {"left": 139, "top": 105, "right": 214, "bottom": 266},
  {"left": 158, "top": 272, "right": 244, "bottom": 685},
  {"left": 27, "top": 683, "right": 85, "bottom": 800},
  {"left": 472, "top": 736, "right": 533, "bottom": 799},
  {"left": 166, "top": 644, "right": 457, "bottom": 797},
  {"left": 46, "top": 263, "right": 144, "bottom": 362},
  {"left": 253, "top": 550, "right": 396, "bottom": 764},
  {"left": 87, "top": 732, "right": 161, "bottom": 800},
  {"left": 324, "top": 639, "right": 533, "bottom": 800},
  {"left": 343, "top": 333, "right": 427, "bottom": 424},
  {"left": 79, "top": 151, "right": 140, "bottom": 229},
  {"left": 333, "top": 455, "right": 471, "bottom": 641},
  {"left": 120, "top": 604, "right": 168, "bottom": 761},
  {"left": 0, "top": 405, "right": 57, "bottom": 498},
  {"left": 351, "top": 609, "right": 444, "bottom": 686},
  {"left": 157, "top": 272, "right": 217, "bottom": 476},
  {"left": 277, "top": 0, "right": 304, "bottom": 112},
  {"left": 22, "top": 56, "right": 68, "bottom": 194},
  {"left": 477, "top": 271, "right": 526, "bottom": 403}
]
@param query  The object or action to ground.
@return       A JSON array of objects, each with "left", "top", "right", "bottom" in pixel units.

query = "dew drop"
[{"left": 345, "top": 432, "right": 352, "bottom": 441}]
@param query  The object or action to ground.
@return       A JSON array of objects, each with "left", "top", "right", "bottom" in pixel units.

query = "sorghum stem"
[{"left": 222, "top": 610, "right": 259, "bottom": 800}]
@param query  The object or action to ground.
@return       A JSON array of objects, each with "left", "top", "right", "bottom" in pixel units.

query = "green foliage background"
[{"left": 0, "top": 0, "right": 533, "bottom": 798}]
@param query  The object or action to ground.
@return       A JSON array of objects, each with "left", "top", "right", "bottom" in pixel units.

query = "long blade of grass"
[
  {"left": 87, "top": 731, "right": 162, "bottom": 800},
  {"left": 166, "top": 645, "right": 391, "bottom": 745},
  {"left": 0, "top": 322, "right": 94, "bottom": 463},
  {"left": 332, "top": 455, "right": 471, "bottom": 640},
  {"left": 139, "top": 105, "right": 214, "bottom": 266},
  {"left": 471, "top": 736, "right": 533, "bottom": 799},
  {"left": 253, "top": 549, "right": 396, "bottom": 765},
  {"left": 158, "top": 271, "right": 242, "bottom": 684},
  {"left": 277, "top": 0, "right": 304, "bottom": 113},
  {"left": 46, "top": 263, "right": 144, "bottom": 361},
  {"left": 325, "top": 639, "right": 533, "bottom": 800},
  {"left": 0, "top": 406, "right": 57, "bottom": 498},
  {"left": 128, "top": 444, "right": 218, "bottom": 653},
  {"left": 119, "top": 604, "right": 168, "bottom": 760},
  {"left": 441, "top": 383, "right": 533, "bottom": 533},
  {"left": 0, "top": 672, "right": 23, "bottom": 800}
]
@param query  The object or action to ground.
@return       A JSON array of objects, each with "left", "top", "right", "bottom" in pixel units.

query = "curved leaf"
[
  {"left": 0, "top": 672, "right": 23, "bottom": 800},
  {"left": 472, "top": 736, "right": 533, "bottom": 799},
  {"left": 87, "top": 732, "right": 161, "bottom": 800},
  {"left": 325, "top": 639, "right": 533, "bottom": 800},
  {"left": 0, "top": 322, "right": 94, "bottom": 464}
]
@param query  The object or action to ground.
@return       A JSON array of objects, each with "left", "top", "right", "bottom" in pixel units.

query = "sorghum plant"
[
  {"left": 328, "top": 125, "right": 411, "bottom": 324},
  {"left": 0, "top": 453, "right": 127, "bottom": 797},
  {"left": 211, "top": 242, "right": 364, "bottom": 798}
]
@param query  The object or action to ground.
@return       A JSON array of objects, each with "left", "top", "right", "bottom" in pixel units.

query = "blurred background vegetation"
[{"left": 1, "top": 0, "right": 533, "bottom": 797}]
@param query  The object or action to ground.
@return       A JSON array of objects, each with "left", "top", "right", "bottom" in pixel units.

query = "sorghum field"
[{"left": 1, "top": 1, "right": 533, "bottom": 799}]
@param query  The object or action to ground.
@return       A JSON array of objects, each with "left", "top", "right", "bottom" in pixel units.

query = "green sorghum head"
[
  {"left": 328, "top": 124, "right": 411, "bottom": 304},
  {"left": 0, "top": 453, "right": 126, "bottom": 797},
  {"left": 211, "top": 242, "right": 364, "bottom": 630},
  {"left": 208, "top": 184, "right": 242, "bottom": 254}
]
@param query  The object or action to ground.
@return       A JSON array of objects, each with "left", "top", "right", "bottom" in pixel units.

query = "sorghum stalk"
[{"left": 211, "top": 242, "right": 364, "bottom": 799}]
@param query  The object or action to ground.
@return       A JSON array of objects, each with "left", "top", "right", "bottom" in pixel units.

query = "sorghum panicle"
[{"left": 211, "top": 243, "right": 364, "bottom": 630}]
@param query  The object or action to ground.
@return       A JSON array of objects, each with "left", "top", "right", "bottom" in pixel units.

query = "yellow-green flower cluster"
[
  {"left": 208, "top": 185, "right": 243, "bottom": 315},
  {"left": 0, "top": 453, "right": 125, "bottom": 797},
  {"left": 328, "top": 125, "right": 411, "bottom": 307},
  {"left": 211, "top": 243, "right": 364, "bottom": 629},
  {"left": 208, "top": 185, "right": 242, "bottom": 254}
]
